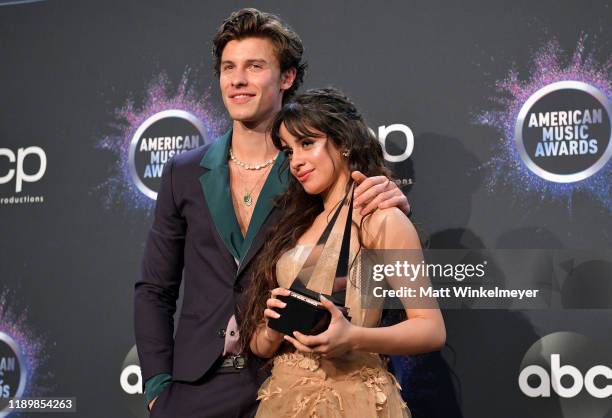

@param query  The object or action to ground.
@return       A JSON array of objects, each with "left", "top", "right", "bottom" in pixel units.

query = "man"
[{"left": 134, "top": 8, "right": 410, "bottom": 418}]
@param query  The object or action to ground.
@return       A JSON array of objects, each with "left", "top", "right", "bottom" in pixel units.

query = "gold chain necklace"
[{"left": 232, "top": 162, "right": 271, "bottom": 207}]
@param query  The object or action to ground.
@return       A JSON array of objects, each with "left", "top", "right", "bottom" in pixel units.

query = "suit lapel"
[
  {"left": 236, "top": 206, "right": 283, "bottom": 278},
  {"left": 240, "top": 153, "right": 287, "bottom": 256},
  {"left": 199, "top": 129, "right": 289, "bottom": 278},
  {"left": 198, "top": 130, "right": 244, "bottom": 262},
  {"left": 198, "top": 167, "right": 237, "bottom": 272},
  {"left": 237, "top": 153, "right": 288, "bottom": 278}
]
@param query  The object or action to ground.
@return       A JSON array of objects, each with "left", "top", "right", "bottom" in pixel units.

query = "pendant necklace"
[
  {"left": 229, "top": 148, "right": 277, "bottom": 207},
  {"left": 240, "top": 166, "right": 269, "bottom": 207}
]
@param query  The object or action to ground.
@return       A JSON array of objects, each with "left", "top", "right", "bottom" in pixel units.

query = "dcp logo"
[
  {"left": 519, "top": 331, "right": 612, "bottom": 418},
  {"left": 0, "top": 147, "right": 47, "bottom": 192},
  {"left": 375, "top": 124, "right": 414, "bottom": 163}
]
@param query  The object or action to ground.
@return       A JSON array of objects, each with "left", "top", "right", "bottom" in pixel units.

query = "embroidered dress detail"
[{"left": 255, "top": 234, "right": 410, "bottom": 418}]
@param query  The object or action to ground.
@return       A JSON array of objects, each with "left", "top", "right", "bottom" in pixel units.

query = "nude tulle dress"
[{"left": 255, "top": 237, "right": 411, "bottom": 418}]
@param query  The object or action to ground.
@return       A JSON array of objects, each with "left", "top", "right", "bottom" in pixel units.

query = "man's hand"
[
  {"left": 148, "top": 396, "right": 158, "bottom": 411},
  {"left": 352, "top": 171, "right": 410, "bottom": 216}
]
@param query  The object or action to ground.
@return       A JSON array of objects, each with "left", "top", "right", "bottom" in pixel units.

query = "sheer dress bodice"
[{"left": 255, "top": 236, "right": 410, "bottom": 418}]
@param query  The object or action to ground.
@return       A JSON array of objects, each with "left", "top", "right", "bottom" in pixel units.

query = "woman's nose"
[{"left": 290, "top": 153, "right": 304, "bottom": 171}]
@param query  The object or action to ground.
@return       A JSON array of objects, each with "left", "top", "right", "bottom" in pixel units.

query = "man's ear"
[{"left": 280, "top": 67, "right": 298, "bottom": 91}]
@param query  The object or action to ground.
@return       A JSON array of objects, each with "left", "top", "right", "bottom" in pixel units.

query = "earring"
[{"left": 342, "top": 150, "right": 350, "bottom": 158}]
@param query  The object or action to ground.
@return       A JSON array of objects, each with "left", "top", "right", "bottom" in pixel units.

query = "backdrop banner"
[{"left": 1, "top": 1, "right": 610, "bottom": 417}]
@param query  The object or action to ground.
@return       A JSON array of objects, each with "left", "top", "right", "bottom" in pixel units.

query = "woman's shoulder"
[
  {"left": 359, "top": 207, "right": 420, "bottom": 249},
  {"left": 360, "top": 207, "right": 413, "bottom": 233}
]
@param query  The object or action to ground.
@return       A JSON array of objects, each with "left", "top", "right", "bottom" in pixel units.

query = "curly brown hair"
[
  {"left": 238, "top": 88, "right": 392, "bottom": 355},
  {"left": 212, "top": 8, "right": 307, "bottom": 102}
]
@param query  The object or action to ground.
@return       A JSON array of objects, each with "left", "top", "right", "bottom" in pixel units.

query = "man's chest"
[{"left": 228, "top": 164, "right": 271, "bottom": 236}]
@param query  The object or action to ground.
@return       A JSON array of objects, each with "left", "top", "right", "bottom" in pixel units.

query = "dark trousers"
[{"left": 150, "top": 360, "right": 269, "bottom": 418}]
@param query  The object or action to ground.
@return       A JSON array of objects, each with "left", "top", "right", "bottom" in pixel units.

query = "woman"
[{"left": 239, "top": 88, "right": 446, "bottom": 418}]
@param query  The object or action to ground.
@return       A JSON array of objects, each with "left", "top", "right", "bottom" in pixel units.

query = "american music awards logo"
[
  {"left": 515, "top": 81, "right": 610, "bottom": 183},
  {"left": 97, "top": 70, "right": 225, "bottom": 210},
  {"left": 476, "top": 37, "right": 612, "bottom": 210},
  {"left": 0, "top": 333, "right": 26, "bottom": 417},
  {"left": 0, "top": 289, "right": 47, "bottom": 417},
  {"left": 0, "top": 0, "right": 46, "bottom": 6},
  {"left": 128, "top": 110, "right": 207, "bottom": 200}
]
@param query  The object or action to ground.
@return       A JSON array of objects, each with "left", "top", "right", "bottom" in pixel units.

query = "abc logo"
[
  {"left": 120, "top": 364, "right": 142, "bottom": 395},
  {"left": 519, "top": 354, "right": 612, "bottom": 398},
  {"left": 519, "top": 332, "right": 612, "bottom": 418},
  {"left": 120, "top": 345, "right": 146, "bottom": 418},
  {"left": 0, "top": 147, "right": 47, "bottom": 192}
]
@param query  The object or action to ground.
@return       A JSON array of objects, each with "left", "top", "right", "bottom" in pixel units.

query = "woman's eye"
[
  {"left": 283, "top": 148, "right": 293, "bottom": 158},
  {"left": 302, "top": 140, "right": 313, "bottom": 148}
]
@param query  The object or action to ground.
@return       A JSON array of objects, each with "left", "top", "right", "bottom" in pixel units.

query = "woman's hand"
[
  {"left": 263, "top": 287, "right": 291, "bottom": 343},
  {"left": 284, "top": 295, "right": 356, "bottom": 358},
  {"left": 352, "top": 171, "right": 410, "bottom": 216}
]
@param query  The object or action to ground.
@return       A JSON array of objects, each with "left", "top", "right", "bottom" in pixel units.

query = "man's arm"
[
  {"left": 134, "top": 157, "right": 186, "bottom": 407},
  {"left": 144, "top": 373, "right": 171, "bottom": 410}
]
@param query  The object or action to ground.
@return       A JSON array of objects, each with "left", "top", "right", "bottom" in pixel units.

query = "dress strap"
[{"left": 289, "top": 182, "right": 355, "bottom": 307}]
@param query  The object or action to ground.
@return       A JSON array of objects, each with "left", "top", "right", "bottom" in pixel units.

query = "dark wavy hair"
[
  {"left": 212, "top": 8, "right": 307, "bottom": 102},
  {"left": 238, "top": 88, "right": 392, "bottom": 354}
]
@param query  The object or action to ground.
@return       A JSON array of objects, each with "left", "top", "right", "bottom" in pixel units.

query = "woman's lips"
[{"left": 297, "top": 169, "right": 314, "bottom": 182}]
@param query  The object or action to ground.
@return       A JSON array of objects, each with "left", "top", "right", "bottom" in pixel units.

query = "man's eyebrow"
[
  {"left": 220, "top": 58, "right": 268, "bottom": 67},
  {"left": 245, "top": 58, "right": 268, "bottom": 65}
]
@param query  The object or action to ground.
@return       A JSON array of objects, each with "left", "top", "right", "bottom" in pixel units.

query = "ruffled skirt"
[{"left": 256, "top": 351, "right": 410, "bottom": 418}]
